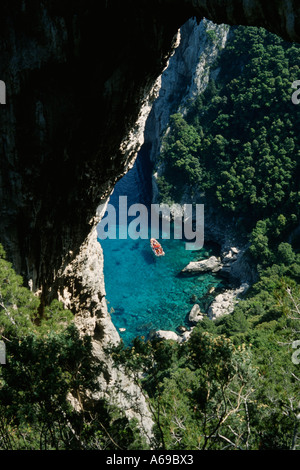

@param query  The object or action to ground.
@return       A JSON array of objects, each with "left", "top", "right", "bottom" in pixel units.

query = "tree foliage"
[
  {"left": 158, "top": 26, "right": 300, "bottom": 249},
  {"left": 0, "top": 244, "right": 145, "bottom": 450},
  {"left": 123, "top": 25, "right": 300, "bottom": 450}
]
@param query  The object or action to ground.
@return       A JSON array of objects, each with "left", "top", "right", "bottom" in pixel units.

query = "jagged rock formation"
[
  {"left": 1, "top": 0, "right": 300, "bottom": 436},
  {"left": 182, "top": 256, "right": 223, "bottom": 274},
  {"left": 208, "top": 282, "right": 250, "bottom": 320}
]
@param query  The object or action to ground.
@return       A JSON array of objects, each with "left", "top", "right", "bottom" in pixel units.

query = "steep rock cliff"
[{"left": 145, "top": 18, "right": 229, "bottom": 164}]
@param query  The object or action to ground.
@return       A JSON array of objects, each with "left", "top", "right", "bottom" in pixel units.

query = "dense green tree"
[{"left": 277, "top": 242, "right": 296, "bottom": 265}]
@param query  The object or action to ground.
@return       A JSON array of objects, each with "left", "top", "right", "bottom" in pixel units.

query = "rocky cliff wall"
[{"left": 145, "top": 18, "right": 229, "bottom": 164}]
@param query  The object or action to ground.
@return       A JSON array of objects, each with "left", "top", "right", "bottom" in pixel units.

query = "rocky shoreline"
[{"left": 152, "top": 241, "right": 255, "bottom": 344}]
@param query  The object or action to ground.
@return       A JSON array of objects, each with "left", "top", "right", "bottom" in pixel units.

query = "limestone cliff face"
[
  {"left": 57, "top": 226, "right": 154, "bottom": 437},
  {"left": 146, "top": 17, "right": 229, "bottom": 167}
]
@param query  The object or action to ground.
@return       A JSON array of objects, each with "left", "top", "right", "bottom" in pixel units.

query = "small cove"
[{"left": 98, "top": 150, "right": 226, "bottom": 345}]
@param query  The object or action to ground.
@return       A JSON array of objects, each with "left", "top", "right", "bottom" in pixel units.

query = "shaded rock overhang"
[{"left": 0, "top": 0, "right": 299, "bottom": 300}]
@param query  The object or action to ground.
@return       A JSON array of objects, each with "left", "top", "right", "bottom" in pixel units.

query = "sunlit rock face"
[{"left": 145, "top": 17, "right": 229, "bottom": 166}]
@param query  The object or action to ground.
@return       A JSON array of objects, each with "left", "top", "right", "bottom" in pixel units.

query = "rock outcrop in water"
[
  {"left": 189, "top": 304, "right": 204, "bottom": 324},
  {"left": 182, "top": 256, "right": 223, "bottom": 274}
]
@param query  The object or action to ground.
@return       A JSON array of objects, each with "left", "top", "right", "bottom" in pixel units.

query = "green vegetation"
[
  {"left": 111, "top": 265, "right": 300, "bottom": 450},
  {"left": 157, "top": 26, "right": 300, "bottom": 264},
  {"left": 108, "top": 26, "right": 300, "bottom": 450},
  {"left": 206, "top": 29, "right": 218, "bottom": 44},
  {"left": 0, "top": 245, "right": 145, "bottom": 450}
]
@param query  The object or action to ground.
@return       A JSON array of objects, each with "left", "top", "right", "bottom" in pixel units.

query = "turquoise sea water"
[{"left": 98, "top": 152, "right": 225, "bottom": 345}]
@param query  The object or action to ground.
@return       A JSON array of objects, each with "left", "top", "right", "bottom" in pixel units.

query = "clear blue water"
[{"left": 98, "top": 150, "right": 225, "bottom": 345}]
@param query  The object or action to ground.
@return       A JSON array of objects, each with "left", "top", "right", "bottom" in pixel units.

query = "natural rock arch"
[{"left": 1, "top": 0, "right": 299, "bottom": 441}]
